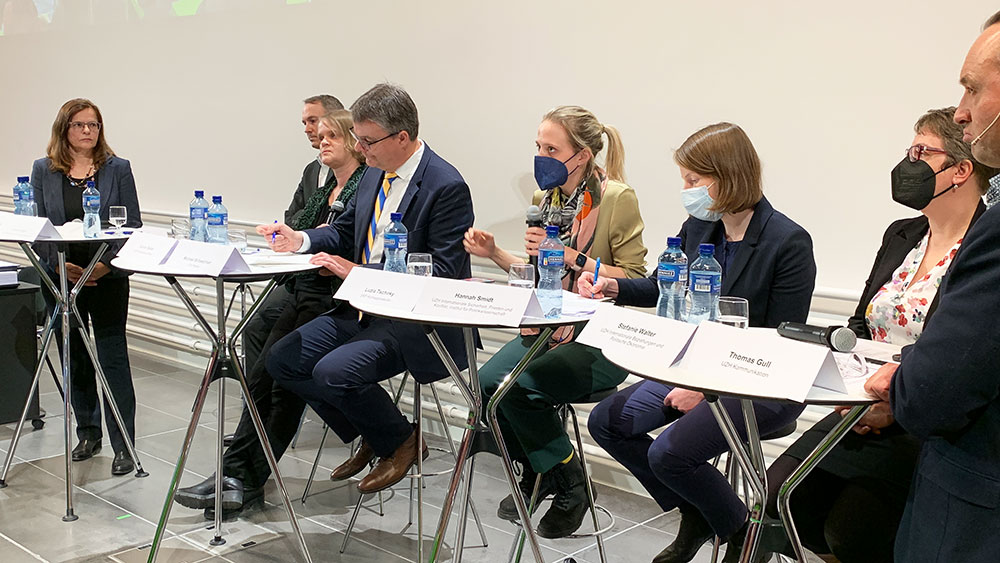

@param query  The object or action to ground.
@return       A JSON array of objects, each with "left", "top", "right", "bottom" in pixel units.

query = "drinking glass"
[
  {"left": 228, "top": 230, "right": 248, "bottom": 253},
  {"left": 717, "top": 296, "right": 750, "bottom": 329},
  {"left": 109, "top": 206, "right": 127, "bottom": 232},
  {"left": 170, "top": 218, "right": 190, "bottom": 239},
  {"left": 508, "top": 263, "right": 535, "bottom": 289},
  {"left": 407, "top": 253, "right": 433, "bottom": 276}
]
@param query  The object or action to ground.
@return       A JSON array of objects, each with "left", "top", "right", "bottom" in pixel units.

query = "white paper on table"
[
  {"left": 413, "top": 277, "right": 534, "bottom": 327},
  {"left": 851, "top": 339, "right": 902, "bottom": 364},
  {"left": 336, "top": 267, "right": 427, "bottom": 312},
  {"left": 576, "top": 302, "right": 697, "bottom": 365},
  {"left": 0, "top": 212, "right": 61, "bottom": 241},
  {"left": 242, "top": 250, "right": 316, "bottom": 267},
  {"left": 115, "top": 232, "right": 178, "bottom": 266},
  {"left": 162, "top": 238, "right": 250, "bottom": 276}
]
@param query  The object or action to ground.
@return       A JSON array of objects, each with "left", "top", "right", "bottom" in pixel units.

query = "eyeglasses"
[
  {"left": 906, "top": 144, "right": 949, "bottom": 163},
  {"left": 69, "top": 121, "right": 101, "bottom": 131},
  {"left": 350, "top": 128, "right": 398, "bottom": 150}
]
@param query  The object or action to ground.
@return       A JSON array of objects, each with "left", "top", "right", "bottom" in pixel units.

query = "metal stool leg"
[
  {"left": 301, "top": 424, "right": 329, "bottom": 503},
  {"left": 567, "top": 405, "right": 608, "bottom": 563}
]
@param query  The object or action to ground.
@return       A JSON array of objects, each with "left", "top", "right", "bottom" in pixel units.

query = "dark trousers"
[
  {"left": 221, "top": 289, "right": 333, "bottom": 490},
  {"left": 478, "top": 336, "right": 629, "bottom": 474},
  {"left": 588, "top": 379, "right": 803, "bottom": 538},
  {"left": 242, "top": 285, "right": 292, "bottom": 377},
  {"left": 267, "top": 311, "right": 411, "bottom": 458},
  {"left": 45, "top": 276, "right": 135, "bottom": 454}
]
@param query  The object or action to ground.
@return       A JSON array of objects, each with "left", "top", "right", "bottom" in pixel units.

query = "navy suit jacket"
[
  {"left": 890, "top": 203, "right": 1000, "bottom": 562},
  {"left": 30, "top": 155, "right": 143, "bottom": 279},
  {"left": 615, "top": 196, "right": 816, "bottom": 327},
  {"left": 302, "top": 145, "right": 475, "bottom": 383}
]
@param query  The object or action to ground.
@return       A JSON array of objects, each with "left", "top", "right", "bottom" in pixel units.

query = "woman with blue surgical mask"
[
  {"left": 463, "top": 105, "right": 648, "bottom": 538},
  {"left": 582, "top": 122, "right": 817, "bottom": 563}
]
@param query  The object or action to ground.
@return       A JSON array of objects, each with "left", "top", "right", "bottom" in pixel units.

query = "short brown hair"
[
  {"left": 320, "top": 109, "right": 365, "bottom": 166},
  {"left": 674, "top": 123, "right": 763, "bottom": 214},
  {"left": 983, "top": 10, "right": 1000, "bottom": 30},
  {"left": 303, "top": 94, "right": 344, "bottom": 115},
  {"left": 46, "top": 98, "right": 115, "bottom": 175},
  {"left": 915, "top": 106, "right": 1000, "bottom": 194}
]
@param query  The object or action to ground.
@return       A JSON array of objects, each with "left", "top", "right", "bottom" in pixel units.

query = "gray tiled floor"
[{"left": 0, "top": 350, "right": 815, "bottom": 563}]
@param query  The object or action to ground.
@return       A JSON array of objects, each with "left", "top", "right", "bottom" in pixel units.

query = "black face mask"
[{"left": 890, "top": 157, "right": 956, "bottom": 210}]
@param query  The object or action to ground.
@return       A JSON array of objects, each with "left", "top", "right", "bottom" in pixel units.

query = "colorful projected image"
[{"left": 1, "top": 0, "right": 314, "bottom": 35}]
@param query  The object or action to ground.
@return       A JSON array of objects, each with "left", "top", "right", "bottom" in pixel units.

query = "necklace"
[{"left": 68, "top": 164, "right": 96, "bottom": 188}]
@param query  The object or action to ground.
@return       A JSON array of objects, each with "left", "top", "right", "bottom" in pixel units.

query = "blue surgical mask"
[
  {"left": 534, "top": 150, "right": 582, "bottom": 190},
  {"left": 681, "top": 184, "right": 723, "bottom": 222}
]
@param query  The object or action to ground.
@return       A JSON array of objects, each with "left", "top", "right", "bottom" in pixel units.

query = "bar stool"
[
  {"left": 507, "top": 388, "right": 618, "bottom": 563},
  {"left": 709, "top": 420, "right": 799, "bottom": 563}
]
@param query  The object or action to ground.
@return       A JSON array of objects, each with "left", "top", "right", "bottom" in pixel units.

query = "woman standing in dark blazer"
[
  {"left": 583, "top": 123, "right": 817, "bottom": 563},
  {"left": 764, "top": 107, "right": 997, "bottom": 563},
  {"left": 30, "top": 98, "right": 142, "bottom": 476}
]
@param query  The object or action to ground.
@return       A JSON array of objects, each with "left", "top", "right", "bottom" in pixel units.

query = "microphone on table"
[
  {"left": 776, "top": 322, "right": 857, "bottom": 352},
  {"left": 525, "top": 205, "right": 544, "bottom": 286},
  {"left": 325, "top": 200, "right": 346, "bottom": 224}
]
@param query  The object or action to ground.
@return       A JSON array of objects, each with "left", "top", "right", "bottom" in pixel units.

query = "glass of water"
[
  {"left": 228, "top": 230, "right": 248, "bottom": 253},
  {"left": 170, "top": 218, "right": 190, "bottom": 239},
  {"left": 717, "top": 296, "right": 750, "bottom": 329},
  {"left": 508, "top": 263, "right": 535, "bottom": 289},
  {"left": 109, "top": 206, "right": 127, "bottom": 232},
  {"left": 407, "top": 253, "right": 433, "bottom": 276}
]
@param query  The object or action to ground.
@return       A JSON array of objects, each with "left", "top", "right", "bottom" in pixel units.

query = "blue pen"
[
  {"left": 271, "top": 220, "right": 277, "bottom": 244},
  {"left": 592, "top": 257, "right": 601, "bottom": 298}
]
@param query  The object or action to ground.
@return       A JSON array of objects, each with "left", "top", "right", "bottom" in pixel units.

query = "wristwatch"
[{"left": 572, "top": 252, "right": 588, "bottom": 271}]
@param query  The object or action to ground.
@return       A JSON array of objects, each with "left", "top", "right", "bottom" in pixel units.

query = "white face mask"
[{"left": 681, "top": 184, "right": 723, "bottom": 222}]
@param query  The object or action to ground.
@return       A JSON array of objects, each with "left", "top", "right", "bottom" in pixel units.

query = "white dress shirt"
[{"left": 298, "top": 141, "right": 424, "bottom": 261}]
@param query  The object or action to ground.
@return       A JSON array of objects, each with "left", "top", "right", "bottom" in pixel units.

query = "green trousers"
[{"left": 479, "top": 333, "right": 628, "bottom": 474}]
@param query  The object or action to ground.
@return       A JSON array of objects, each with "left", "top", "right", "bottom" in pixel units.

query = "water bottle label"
[
  {"left": 539, "top": 249, "right": 564, "bottom": 268},
  {"left": 207, "top": 213, "right": 228, "bottom": 226},
  {"left": 12, "top": 191, "right": 20, "bottom": 202},
  {"left": 690, "top": 272, "right": 721, "bottom": 293},
  {"left": 190, "top": 208, "right": 206, "bottom": 220},
  {"left": 657, "top": 263, "right": 687, "bottom": 283},
  {"left": 384, "top": 233, "right": 407, "bottom": 250},
  {"left": 83, "top": 195, "right": 100, "bottom": 207}
]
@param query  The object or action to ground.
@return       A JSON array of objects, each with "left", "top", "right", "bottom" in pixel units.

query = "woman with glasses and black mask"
[
  {"left": 763, "top": 107, "right": 999, "bottom": 563},
  {"left": 30, "top": 98, "right": 142, "bottom": 476}
]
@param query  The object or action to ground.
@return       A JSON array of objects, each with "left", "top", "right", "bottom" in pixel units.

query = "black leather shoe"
[
  {"left": 497, "top": 463, "right": 557, "bottom": 521},
  {"left": 71, "top": 439, "right": 102, "bottom": 461},
  {"left": 652, "top": 510, "right": 715, "bottom": 563},
  {"left": 203, "top": 486, "right": 264, "bottom": 520},
  {"left": 111, "top": 451, "right": 134, "bottom": 475},
  {"left": 537, "top": 453, "right": 595, "bottom": 539},
  {"left": 175, "top": 475, "right": 246, "bottom": 511}
]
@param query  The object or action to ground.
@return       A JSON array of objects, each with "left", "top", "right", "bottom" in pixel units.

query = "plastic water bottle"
[
  {"left": 21, "top": 185, "right": 37, "bottom": 217},
  {"left": 82, "top": 181, "right": 101, "bottom": 238},
  {"left": 12, "top": 176, "right": 29, "bottom": 215},
  {"left": 657, "top": 236, "right": 688, "bottom": 320},
  {"left": 384, "top": 212, "right": 408, "bottom": 273},
  {"left": 189, "top": 190, "right": 209, "bottom": 242},
  {"left": 688, "top": 243, "right": 722, "bottom": 324},
  {"left": 537, "top": 225, "right": 564, "bottom": 318},
  {"left": 206, "top": 195, "right": 228, "bottom": 244}
]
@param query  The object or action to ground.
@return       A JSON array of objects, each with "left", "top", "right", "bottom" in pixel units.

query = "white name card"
[
  {"left": 677, "top": 321, "right": 846, "bottom": 402},
  {"left": 162, "top": 239, "right": 250, "bottom": 276},
  {"left": 115, "top": 233, "right": 178, "bottom": 267},
  {"left": 0, "top": 212, "right": 60, "bottom": 242},
  {"left": 335, "top": 266, "right": 427, "bottom": 312},
  {"left": 413, "top": 278, "right": 534, "bottom": 327},
  {"left": 577, "top": 303, "right": 697, "bottom": 365}
]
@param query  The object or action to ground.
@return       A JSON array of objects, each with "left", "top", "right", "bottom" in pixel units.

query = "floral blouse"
[{"left": 866, "top": 232, "right": 961, "bottom": 345}]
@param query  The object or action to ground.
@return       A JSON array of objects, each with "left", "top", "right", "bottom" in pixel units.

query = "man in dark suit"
[
  {"left": 865, "top": 11, "right": 1000, "bottom": 562},
  {"left": 260, "top": 83, "right": 475, "bottom": 494}
]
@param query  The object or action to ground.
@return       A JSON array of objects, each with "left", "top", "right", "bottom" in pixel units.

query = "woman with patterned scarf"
[
  {"left": 464, "top": 105, "right": 648, "bottom": 538},
  {"left": 174, "top": 109, "right": 365, "bottom": 517}
]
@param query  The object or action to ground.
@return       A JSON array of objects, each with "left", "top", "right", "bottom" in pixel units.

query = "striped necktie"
[{"left": 362, "top": 172, "right": 397, "bottom": 265}]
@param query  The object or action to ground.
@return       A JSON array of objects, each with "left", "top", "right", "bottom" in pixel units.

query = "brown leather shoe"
[
  {"left": 330, "top": 441, "right": 375, "bottom": 481},
  {"left": 356, "top": 432, "right": 430, "bottom": 494}
]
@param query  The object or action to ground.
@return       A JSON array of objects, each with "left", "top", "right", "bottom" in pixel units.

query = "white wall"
[{"left": 0, "top": 0, "right": 994, "bottom": 292}]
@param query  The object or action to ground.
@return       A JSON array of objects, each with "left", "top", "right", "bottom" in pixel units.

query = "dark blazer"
[
  {"left": 30, "top": 156, "right": 142, "bottom": 279},
  {"left": 615, "top": 196, "right": 815, "bottom": 328},
  {"left": 284, "top": 159, "right": 331, "bottom": 225},
  {"left": 303, "top": 145, "right": 475, "bottom": 383},
  {"left": 890, "top": 203, "right": 1000, "bottom": 563},
  {"left": 846, "top": 201, "right": 987, "bottom": 338}
]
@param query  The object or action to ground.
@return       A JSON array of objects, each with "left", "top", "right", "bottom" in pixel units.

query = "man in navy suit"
[
  {"left": 865, "top": 11, "right": 1000, "bottom": 562},
  {"left": 259, "top": 83, "right": 474, "bottom": 494}
]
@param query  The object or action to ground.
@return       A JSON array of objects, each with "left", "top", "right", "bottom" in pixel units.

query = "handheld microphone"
[
  {"left": 971, "top": 109, "right": 1000, "bottom": 146},
  {"left": 526, "top": 205, "right": 543, "bottom": 282},
  {"left": 326, "top": 200, "right": 346, "bottom": 224},
  {"left": 776, "top": 322, "right": 857, "bottom": 352}
]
